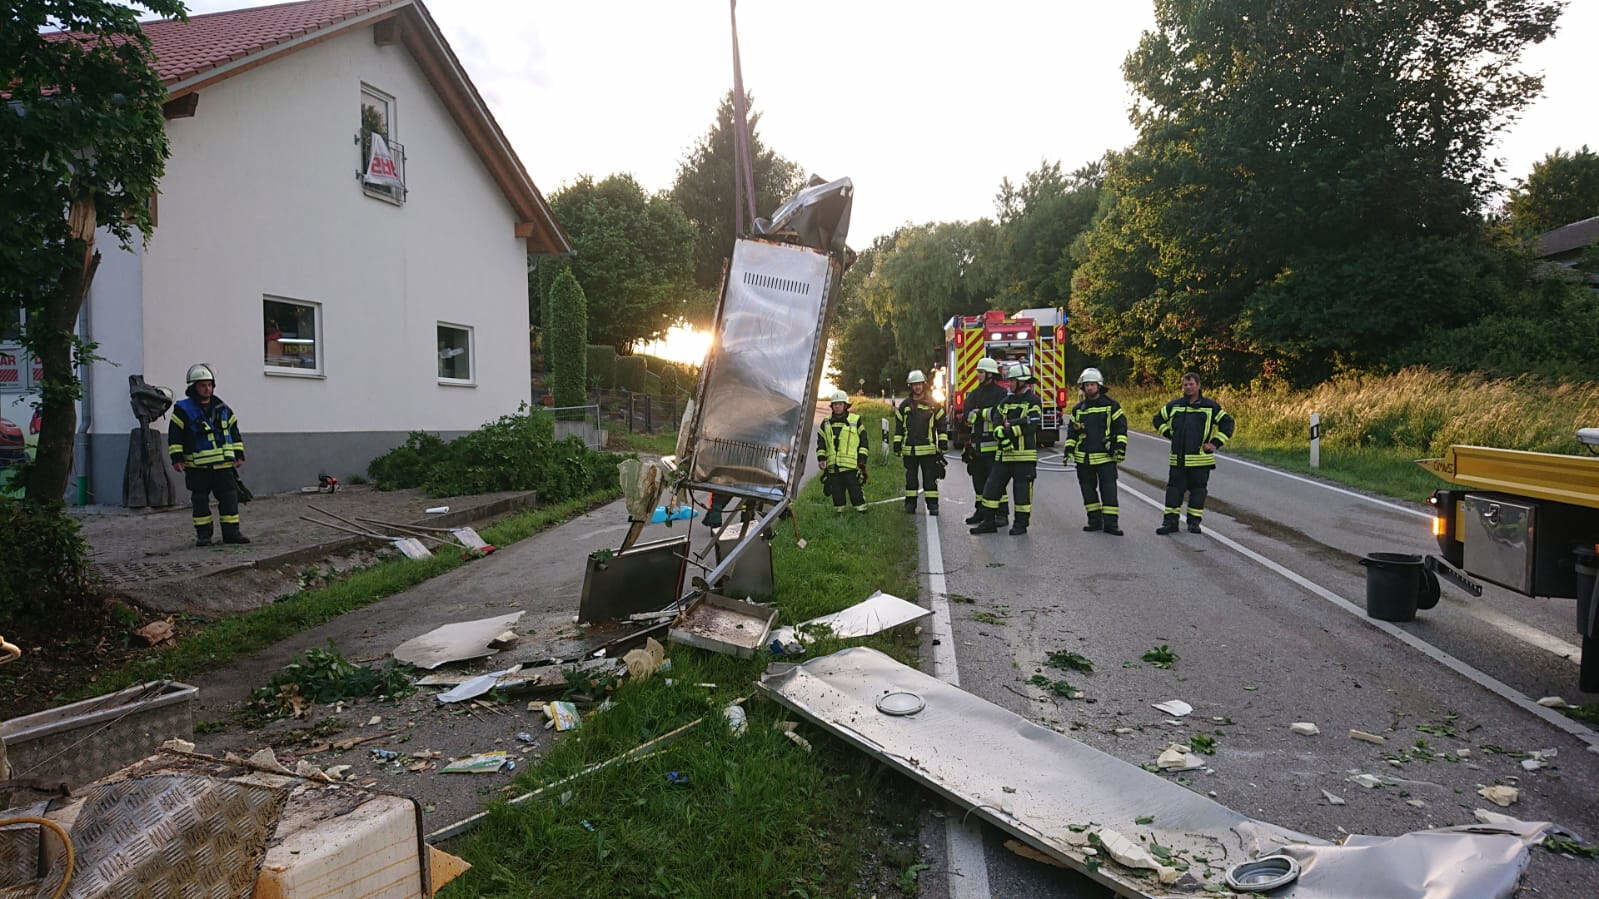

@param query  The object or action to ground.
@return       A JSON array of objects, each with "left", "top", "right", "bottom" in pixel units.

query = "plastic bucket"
[{"left": 1360, "top": 553, "right": 1423, "bottom": 622}]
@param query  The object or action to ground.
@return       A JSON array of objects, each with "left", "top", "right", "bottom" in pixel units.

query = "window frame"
[
  {"left": 360, "top": 83, "right": 403, "bottom": 205},
  {"left": 436, "top": 321, "right": 475, "bottom": 387},
  {"left": 263, "top": 295, "right": 325, "bottom": 378}
]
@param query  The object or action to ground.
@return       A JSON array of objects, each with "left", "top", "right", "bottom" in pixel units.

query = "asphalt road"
[{"left": 915, "top": 429, "right": 1599, "bottom": 898}]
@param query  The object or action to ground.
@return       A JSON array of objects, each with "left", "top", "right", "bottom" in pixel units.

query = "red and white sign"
[
  {"left": 0, "top": 351, "right": 20, "bottom": 386},
  {"left": 364, "top": 133, "right": 403, "bottom": 190}
]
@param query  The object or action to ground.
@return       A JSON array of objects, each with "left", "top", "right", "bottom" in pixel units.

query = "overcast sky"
[{"left": 182, "top": 0, "right": 1596, "bottom": 243}]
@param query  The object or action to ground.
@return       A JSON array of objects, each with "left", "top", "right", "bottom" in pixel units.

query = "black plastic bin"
[
  {"left": 1577, "top": 547, "right": 1598, "bottom": 693},
  {"left": 1361, "top": 553, "right": 1423, "bottom": 622}
]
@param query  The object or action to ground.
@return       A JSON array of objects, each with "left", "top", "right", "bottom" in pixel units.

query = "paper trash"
[{"left": 441, "top": 751, "right": 510, "bottom": 774}]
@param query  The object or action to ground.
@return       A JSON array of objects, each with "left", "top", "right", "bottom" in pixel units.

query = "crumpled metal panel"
[
  {"left": 755, "top": 176, "right": 853, "bottom": 254},
  {"left": 688, "top": 239, "right": 839, "bottom": 497},
  {"left": 66, "top": 775, "right": 288, "bottom": 898},
  {"left": 759, "top": 648, "right": 1549, "bottom": 899}
]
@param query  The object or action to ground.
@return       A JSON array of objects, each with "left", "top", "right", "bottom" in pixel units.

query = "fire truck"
[{"left": 942, "top": 307, "right": 1067, "bottom": 448}]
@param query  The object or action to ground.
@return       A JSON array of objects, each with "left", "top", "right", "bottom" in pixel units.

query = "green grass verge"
[
  {"left": 444, "top": 401, "right": 931, "bottom": 897},
  {"left": 1222, "top": 443, "right": 1449, "bottom": 504},
  {"left": 64, "top": 488, "right": 621, "bottom": 700}
]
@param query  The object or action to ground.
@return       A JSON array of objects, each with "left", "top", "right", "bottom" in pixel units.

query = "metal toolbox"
[
  {"left": 1462, "top": 493, "right": 1599, "bottom": 597},
  {"left": 0, "top": 680, "right": 196, "bottom": 787}
]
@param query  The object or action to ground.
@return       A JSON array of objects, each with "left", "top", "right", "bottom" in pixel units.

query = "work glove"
[
  {"left": 960, "top": 444, "right": 975, "bottom": 464},
  {"left": 1114, "top": 448, "right": 1126, "bottom": 464},
  {"left": 858, "top": 466, "right": 869, "bottom": 487},
  {"left": 934, "top": 457, "right": 947, "bottom": 478}
]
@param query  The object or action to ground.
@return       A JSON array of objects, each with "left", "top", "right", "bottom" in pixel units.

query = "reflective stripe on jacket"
[
  {"left": 169, "top": 396, "right": 245, "bottom": 469},
  {"left": 1152, "top": 394, "right": 1233, "bottom": 468},
  {"left": 989, "top": 388, "right": 1042, "bottom": 463},
  {"left": 816, "top": 412, "right": 868, "bottom": 471},
  {"left": 965, "top": 381, "right": 1008, "bottom": 455},
  {"left": 893, "top": 399, "right": 948, "bottom": 457},
  {"left": 1066, "top": 394, "right": 1128, "bottom": 465}
]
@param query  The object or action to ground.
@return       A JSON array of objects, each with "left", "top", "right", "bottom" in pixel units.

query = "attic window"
[{"left": 360, "top": 84, "right": 405, "bottom": 204}]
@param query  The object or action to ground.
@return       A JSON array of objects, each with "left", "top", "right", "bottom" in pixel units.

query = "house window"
[
  {"left": 360, "top": 84, "right": 405, "bottom": 204},
  {"left": 437, "top": 323, "right": 473, "bottom": 384},
  {"left": 264, "top": 297, "right": 322, "bottom": 375}
]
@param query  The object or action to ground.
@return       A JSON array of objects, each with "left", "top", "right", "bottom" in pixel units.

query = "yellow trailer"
[{"left": 1419, "top": 431, "right": 1599, "bottom": 692}]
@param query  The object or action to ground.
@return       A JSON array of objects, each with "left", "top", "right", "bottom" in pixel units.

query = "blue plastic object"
[{"left": 650, "top": 505, "right": 697, "bottom": 524}]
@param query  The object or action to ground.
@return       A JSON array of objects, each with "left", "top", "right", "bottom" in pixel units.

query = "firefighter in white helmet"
[
  {"left": 1066, "top": 367, "right": 1127, "bottom": 536},
  {"left": 971, "top": 362, "right": 1042, "bottom": 536},
  {"left": 892, "top": 370, "right": 948, "bottom": 515},
  {"left": 816, "top": 390, "right": 870, "bottom": 513},
  {"left": 169, "top": 363, "right": 250, "bottom": 546},
  {"left": 962, "top": 357, "right": 1009, "bottom": 528}
]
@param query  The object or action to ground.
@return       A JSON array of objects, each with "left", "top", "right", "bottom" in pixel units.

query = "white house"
[{"left": 0, "top": 0, "right": 570, "bottom": 499}]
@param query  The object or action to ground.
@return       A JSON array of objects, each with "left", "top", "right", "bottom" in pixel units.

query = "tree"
[
  {"left": 544, "top": 174, "right": 696, "bottom": 353},
  {"left": 548, "top": 271, "right": 588, "bottom": 407},
  {"left": 1505, "top": 146, "right": 1599, "bottom": 236},
  {"left": 993, "top": 159, "right": 1103, "bottom": 310},
  {"left": 859, "top": 221, "right": 1001, "bottom": 370},
  {"left": 671, "top": 91, "right": 804, "bottom": 299},
  {"left": 828, "top": 239, "right": 907, "bottom": 395},
  {"left": 1070, "top": 0, "right": 1566, "bottom": 385},
  {"left": 2, "top": 0, "right": 188, "bottom": 502}
]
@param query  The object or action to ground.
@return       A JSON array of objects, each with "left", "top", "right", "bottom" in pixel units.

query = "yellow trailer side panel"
[{"left": 1419, "top": 445, "right": 1599, "bottom": 510}]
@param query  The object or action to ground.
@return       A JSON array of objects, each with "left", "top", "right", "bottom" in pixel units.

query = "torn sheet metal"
[
  {"left": 771, "top": 591, "right": 930, "bottom": 645},
  {"left": 391, "top": 612, "right": 523, "bottom": 669},
  {"left": 754, "top": 175, "right": 853, "bottom": 254},
  {"left": 435, "top": 665, "right": 522, "bottom": 703},
  {"left": 759, "top": 648, "right": 1550, "bottom": 899},
  {"left": 578, "top": 535, "right": 687, "bottom": 624},
  {"left": 669, "top": 593, "right": 776, "bottom": 658}
]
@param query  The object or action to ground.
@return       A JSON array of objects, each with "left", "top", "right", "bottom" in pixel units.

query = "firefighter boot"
[
  {"left": 194, "top": 525, "right": 213, "bottom": 547},
  {"left": 904, "top": 497, "right": 917, "bottom": 514},
  {"left": 1187, "top": 518, "right": 1202, "bottom": 535},
  {"left": 1008, "top": 512, "right": 1030, "bottom": 536},
  {"left": 994, "top": 502, "right": 1009, "bottom": 530},
  {"left": 964, "top": 508, "right": 985, "bottom": 524},
  {"left": 1103, "top": 515, "right": 1124, "bottom": 537},
  {"left": 926, "top": 499, "right": 939, "bottom": 518},
  {"left": 222, "top": 526, "right": 252, "bottom": 545},
  {"left": 969, "top": 508, "right": 998, "bottom": 535},
  {"left": 1082, "top": 512, "right": 1103, "bottom": 533},
  {"left": 1156, "top": 515, "right": 1180, "bottom": 535}
]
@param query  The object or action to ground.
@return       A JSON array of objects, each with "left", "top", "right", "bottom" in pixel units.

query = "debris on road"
[
  {"left": 1045, "top": 649, "right": 1095, "bottom": 674},
  {"left": 769, "top": 590, "right": 931, "bottom": 646},
  {"left": 1141, "top": 644, "right": 1179, "bottom": 669},
  {"left": 623, "top": 637, "right": 667, "bottom": 680},
  {"left": 161, "top": 738, "right": 196, "bottom": 753},
  {"left": 247, "top": 747, "right": 291, "bottom": 774},
  {"left": 1290, "top": 722, "right": 1321, "bottom": 736},
  {"left": 1350, "top": 729, "right": 1388, "bottom": 744},
  {"left": 442, "top": 751, "right": 511, "bottom": 774},
  {"left": 1322, "top": 789, "right": 1347, "bottom": 806},
  {"left": 723, "top": 703, "right": 748, "bottom": 736},
  {"left": 1151, "top": 699, "right": 1192, "bottom": 717},
  {"left": 1156, "top": 743, "right": 1205, "bottom": 771},
  {"left": 1405, "top": 799, "right": 1427, "bottom": 808},
  {"left": 1478, "top": 785, "right": 1520, "bottom": 807},
  {"left": 1536, "top": 696, "right": 1570, "bottom": 708},
  {"left": 542, "top": 701, "right": 581, "bottom": 732},
  {"left": 136, "top": 616, "right": 176, "bottom": 646},
  {"left": 435, "top": 665, "right": 523, "bottom": 704},
  {"left": 1349, "top": 773, "right": 1385, "bottom": 789},
  {"left": 390, "top": 611, "right": 525, "bottom": 669},
  {"left": 1004, "top": 839, "right": 1068, "bottom": 869}
]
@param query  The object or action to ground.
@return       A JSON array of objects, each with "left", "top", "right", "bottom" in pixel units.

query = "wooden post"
[{"left": 645, "top": 394, "right": 653, "bottom": 432}]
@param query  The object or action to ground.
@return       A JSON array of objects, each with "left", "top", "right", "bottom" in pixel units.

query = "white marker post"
[{"left": 1309, "top": 412, "right": 1321, "bottom": 469}]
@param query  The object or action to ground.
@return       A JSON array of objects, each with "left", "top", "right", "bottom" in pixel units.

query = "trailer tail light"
[
  {"left": 1432, "top": 517, "right": 1446, "bottom": 537},
  {"left": 1057, "top": 388, "right": 1068, "bottom": 406}
]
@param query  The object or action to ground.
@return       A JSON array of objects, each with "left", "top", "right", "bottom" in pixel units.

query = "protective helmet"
[
  {"left": 976, "top": 357, "right": 1001, "bottom": 375},
  {"left": 1009, "top": 362, "right": 1034, "bottom": 382},
  {"left": 907, "top": 370, "right": 927, "bottom": 385},
  {"left": 829, "top": 390, "right": 850, "bottom": 404},
  {"left": 186, "top": 363, "right": 217, "bottom": 386},
  {"left": 1078, "top": 367, "right": 1104, "bottom": 385}
]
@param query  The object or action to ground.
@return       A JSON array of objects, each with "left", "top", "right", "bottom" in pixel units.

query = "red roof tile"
[{"left": 139, "top": 0, "right": 402, "bottom": 84}]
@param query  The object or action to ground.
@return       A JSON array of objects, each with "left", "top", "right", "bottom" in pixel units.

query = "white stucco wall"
[
  {"left": 141, "top": 24, "right": 531, "bottom": 437},
  {"left": 85, "top": 237, "right": 146, "bottom": 436}
]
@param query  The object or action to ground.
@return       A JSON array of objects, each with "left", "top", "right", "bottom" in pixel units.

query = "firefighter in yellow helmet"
[
  {"left": 1066, "top": 367, "right": 1127, "bottom": 536},
  {"left": 962, "top": 357, "right": 1009, "bottom": 528},
  {"left": 816, "top": 390, "right": 870, "bottom": 513},
  {"left": 892, "top": 370, "right": 948, "bottom": 515},
  {"left": 970, "top": 362, "right": 1041, "bottom": 536},
  {"left": 169, "top": 363, "right": 249, "bottom": 546}
]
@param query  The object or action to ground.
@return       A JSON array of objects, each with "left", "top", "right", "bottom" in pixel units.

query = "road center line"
[
  {"left": 1118, "top": 483, "right": 1599, "bottom": 750},
  {"left": 1128, "top": 430, "right": 1431, "bottom": 520},
  {"left": 922, "top": 513, "right": 992, "bottom": 897}
]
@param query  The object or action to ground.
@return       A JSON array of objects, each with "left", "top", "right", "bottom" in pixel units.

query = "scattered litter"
[
  {"left": 333, "top": 730, "right": 400, "bottom": 751},
  {"left": 1349, "top": 774, "right": 1385, "bottom": 789},
  {"left": 623, "top": 637, "right": 667, "bottom": 680},
  {"left": 1455, "top": 749, "right": 1472, "bottom": 759},
  {"left": 1474, "top": 808, "right": 1522, "bottom": 826},
  {"left": 724, "top": 703, "right": 748, "bottom": 736},
  {"left": 1535, "top": 696, "right": 1570, "bottom": 708},
  {"left": 1350, "top": 729, "right": 1387, "bottom": 744},
  {"left": 161, "top": 738, "right": 196, "bottom": 753},
  {"left": 1151, "top": 699, "right": 1192, "bottom": 717},
  {"left": 1141, "top": 644, "right": 1179, "bottom": 669},
  {"left": 1530, "top": 748, "right": 1557, "bottom": 760},
  {"left": 442, "top": 751, "right": 511, "bottom": 774},
  {"left": 392, "top": 611, "right": 525, "bottom": 669},
  {"left": 426, "top": 506, "right": 449, "bottom": 515},
  {"left": 489, "top": 630, "right": 520, "bottom": 648},
  {"left": 367, "top": 715, "right": 383, "bottom": 726},
  {"left": 783, "top": 730, "right": 812, "bottom": 753},
  {"left": 407, "top": 761, "right": 432, "bottom": 773},
  {"left": 370, "top": 749, "right": 400, "bottom": 761},
  {"left": 1405, "top": 799, "right": 1427, "bottom": 808},
  {"left": 1156, "top": 743, "right": 1204, "bottom": 771},
  {"left": 666, "top": 771, "right": 690, "bottom": 787},
  {"left": 669, "top": 593, "right": 777, "bottom": 657},
  {"left": 1113, "top": 727, "right": 1133, "bottom": 735},
  {"left": 579, "top": 820, "right": 595, "bottom": 832},
  {"left": 248, "top": 747, "right": 292, "bottom": 774},
  {"left": 516, "top": 732, "right": 537, "bottom": 744},
  {"left": 295, "top": 760, "right": 331, "bottom": 781},
  {"left": 325, "top": 764, "right": 352, "bottom": 780},
  {"left": 135, "top": 617, "right": 176, "bottom": 646},
  {"left": 1290, "top": 722, "right": 1320, "bottom": 736},
  {"left": 1521, "top": 758, "right": 1546, "bottom": 772},
  {"left": 1322, "top": 789, "right": 1346, "bottom": 805},
  {"left": 769, "top": 590, "right": 931, "bottom": 647},
  {"left": 1478, "top": 785, "right": 1520, "bottom": 807},
  {"left": 543, "top": 701, "right": 582, "bottom": 732},
  {"left": 436, "top": 665, "right": 524, "bottom": 703},
  {"left": 796, "top": 538, "right": 807, "bottom": 550},
  {"left": 1002, "top": 786, "right": 1017, "bottom": 794},
  {"left": 1094, "top": 828, "right": 1179, "bottom": 883},
  {"left": 559, "top": 790, "right": 573, "bottom": 805}
]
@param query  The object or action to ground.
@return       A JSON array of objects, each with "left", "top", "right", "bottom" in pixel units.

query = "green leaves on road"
[
  {"left": 1142, "top": 644, "right": 1179, "bottom": 670},
  {"left": 1046, "top": 649, "right": 1094, "bottom": 674}
]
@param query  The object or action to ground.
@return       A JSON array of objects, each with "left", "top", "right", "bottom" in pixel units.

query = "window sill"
[
  {"left": 438, "top": 378, "right": 476, "bottom": 388},
  {"left": 362, "top": 185, "right": 406, "bottom": 206},
  {"left": 265, "top": 368, "right": 326, "bottom": 380}
]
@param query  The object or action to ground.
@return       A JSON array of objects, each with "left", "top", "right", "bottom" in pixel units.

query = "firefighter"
[
  {"left": 892, "top": 370, "right": 948, "bottom": 516},
  {"left": 962, "top": 357, "right": 1008, "bottom": 527},
  {"left": 1153, "top": 371, "right": 1235, "bottom": 535},
  {"left": 1066, "top": 367, "right": 1127, "bottom": 536},
  {"left": 817, "top": 390, "right": 870, "bottom": 513},
  {"left": 970, "top": 362, "right": 1042, "bottom": 536},
  {"left": 169, "top": 363, "right": 250, "bottom": 546}
]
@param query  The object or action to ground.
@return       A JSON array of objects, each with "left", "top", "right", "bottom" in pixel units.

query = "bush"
[
  {"left": 1, "top": 499, "right": 95, "bottom": 628},
  {"left": 366, "top": 408, "right": 626, "bottom": 500},
  {"left": 616, "top": 355, "right": 647, "bottom": 392},
  {"left": 550, "top": 271, "right": 588, "bottom": 406},
  {"left": 587, "top": 345, "right": 617, "bottom": 389}
]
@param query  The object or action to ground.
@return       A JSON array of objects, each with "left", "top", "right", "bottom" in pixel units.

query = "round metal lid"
[
  {"left": 1225, "top": 855, "right": 1300, "bottom": 892},
  {"left": 876, "top": 690, "right": 926, "bottom": 716}
]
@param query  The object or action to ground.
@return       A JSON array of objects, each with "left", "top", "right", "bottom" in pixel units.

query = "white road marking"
[
  {"left": 569, "top": 523, "right": 628, "bottom": 543},
  {"left": 1452, "top": 598, "right": 1582, "bottom": 665},
  {"left": 1129, "top": 430, "right": 1430, "bottom": 520},
  {"left": 1119, "top": 483, "right": 1599, "bottom": 750},
  {"left": 923, "top": 513, "right": 993, "bottom": 897}
]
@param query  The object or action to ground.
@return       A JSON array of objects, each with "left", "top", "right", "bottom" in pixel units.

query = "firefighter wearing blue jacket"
[
  {"left": 970, "top": 362, "right": 1042, "bottom": 536},
  {"left": 169, "top": 363, "right": 250, "bottom": 546},
  {"left": 1153, "top": 371, "right": 1235, "bottom": 535}
]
